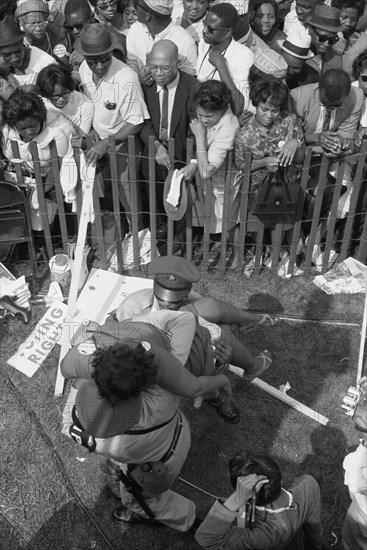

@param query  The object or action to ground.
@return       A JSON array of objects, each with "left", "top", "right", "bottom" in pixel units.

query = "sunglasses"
[
  {"left": 64, "top": 22, "right": 85, "bottom": 31},
  {"left": 50, "top": 91, "right": 71, "bottom": 101},
  {"left": 360, "top": 74, "right": 367, "bottom": 82},
  {"left": 97, "top": 0, "right": 117, "bottom": 10},
  {"left": 312, "top": 27, "right": 339, "bottom": 45},
  {"left": 203, "top": 20, "right": 227, "bottom": 33},
  {"left": 86, "top": 55, "right": 112, "bottom": 66}
]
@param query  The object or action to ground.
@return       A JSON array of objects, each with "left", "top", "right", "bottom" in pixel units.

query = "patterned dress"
[{"left": 235, "top": 112, "right": 305, "bottom": 196}]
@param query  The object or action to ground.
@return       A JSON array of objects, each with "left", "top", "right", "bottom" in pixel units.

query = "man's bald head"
[{"left": 149, "top": 40, "right": 179, "bottom": 86}]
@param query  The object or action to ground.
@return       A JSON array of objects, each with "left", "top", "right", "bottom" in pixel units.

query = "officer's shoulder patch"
[{"left": 78, "top": 341, "right": 97, "bottom": 355}]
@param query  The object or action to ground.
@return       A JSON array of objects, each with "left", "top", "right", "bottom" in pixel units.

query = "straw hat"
[{"left": 76, "top": 23, "right": 121, "bottom": 56}]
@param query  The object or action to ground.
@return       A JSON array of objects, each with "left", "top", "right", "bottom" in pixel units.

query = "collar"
[
  {"left": 255, "top": 488, "right": 293, "bottom": 513},
  {"left": 89, "top": 57, "right": 119, "bottom": 85},
  {"left": 156, "top": 71, "right": 180, "bottom": 93}
]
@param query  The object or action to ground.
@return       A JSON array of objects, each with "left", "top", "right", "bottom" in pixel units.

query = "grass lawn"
[{"left": 0, "top": 263, "right": 364, "bottom": 550}]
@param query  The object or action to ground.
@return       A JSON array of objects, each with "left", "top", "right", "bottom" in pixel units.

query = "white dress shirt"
[{"left": 126, "top": 20, "right": 197, "bottom": 76}]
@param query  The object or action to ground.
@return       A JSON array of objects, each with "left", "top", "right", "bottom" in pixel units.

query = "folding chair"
[{"left": 0, "top": 180, "right": 38, "bottom": 289}]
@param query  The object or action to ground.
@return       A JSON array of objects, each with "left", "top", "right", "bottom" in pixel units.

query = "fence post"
[
  {"left": 148, "top": 136, "right": 158, "bottom": 259},
  {"left": 108, "top": 135, "right": 123, "bottom": 273},
  {"left": 49, "top": 141, "right": 68, "bottom": 253},
  {"left": 28, "top": 141, "right": 54, "bottom": 260},
  {"left": 185, "top": 138, "right": 195, "bottom": 262}
]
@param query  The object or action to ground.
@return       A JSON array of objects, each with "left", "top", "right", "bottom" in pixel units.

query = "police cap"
[{"left": 149, "top": 256, "right": 201, "bottom": 303}]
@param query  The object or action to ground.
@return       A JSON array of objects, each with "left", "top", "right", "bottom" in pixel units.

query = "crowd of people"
[
  {"left": 0, "top": 0, "right": 366, "bottom": 270},
  {"left": 1, "top": 1, "right": 366, "bottom": 546}
]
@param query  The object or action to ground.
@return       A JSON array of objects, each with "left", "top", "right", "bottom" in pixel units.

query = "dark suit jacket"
[{"left": 140, "top": 70, "right": 198, "bottom": 168}]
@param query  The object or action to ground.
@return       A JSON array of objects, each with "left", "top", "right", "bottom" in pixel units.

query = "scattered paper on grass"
[
  {"left": 76, "top": 457, "right": 86, "bottom": 463},
  {"left": 7, "top": 301, "right": 67, "bottom": 377},
  {"left": 313, "top": 257, "right": 367, "bottom": 294}
]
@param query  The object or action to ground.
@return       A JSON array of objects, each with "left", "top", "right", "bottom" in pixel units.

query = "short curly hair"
[
  {"left": 249, "top": 77, "right": 289, "bottom": 112},
  {"left": 352, "top": 50, "right": 367, "bottom": 80},
  {"left": 193, "top": 79, "right": 231, "bottom": 112},
  {"left": 229, "top": 450, "right": 282, "bottom": 506},
  {"left": 91, "top": 343, "right": 158, "bottom": 405},
  {"left": 2, "top": 89, "right": 47, "bottom": 128},
  {"left": 36, "top": 64, "right": 76, "bottom": 99}
]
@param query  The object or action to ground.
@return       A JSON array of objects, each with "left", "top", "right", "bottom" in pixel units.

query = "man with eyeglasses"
[
  {"left": 196, "top": 2, "right": 254, "bottom": 115},
  {"left": 15, "top": 0, "right": 68, "bottom": 60},
  {"left": 126, "top": 0, "right": 197, "bottom": 85},
  {"left": 305, "top": 4, "right": 344, "bottom": 75},
  {"left": 140, "top": 39, "right": 198, "bottom": 252},
  {"left": 0, "top": 13, "right": 56, "bottom": 89}
]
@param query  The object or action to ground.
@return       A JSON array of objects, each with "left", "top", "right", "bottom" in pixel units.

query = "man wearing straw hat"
[
  {"left": 77, "top": 23, "right": 149, "bottom": 223},
  {"left": 280, "top": 28, "right": 320, "bottom": 89}
]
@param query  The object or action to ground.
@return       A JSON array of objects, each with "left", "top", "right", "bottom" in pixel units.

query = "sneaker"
[
  {"left": 208, "top": 387, "right": 240, "bottom": 424},
  {"left": 112, "top": 504, "right": 158, "bottom": 526}
]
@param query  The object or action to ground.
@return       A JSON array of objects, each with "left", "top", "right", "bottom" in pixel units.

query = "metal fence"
[{"left": 6, "top": 135, "right": 367, "bottom": 276}]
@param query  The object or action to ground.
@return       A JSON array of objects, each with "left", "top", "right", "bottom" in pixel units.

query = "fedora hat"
[
  {"left": 75, "top": 379, "right": 142, "bottom": 438},
  {"left": 75, "top": 23, "right": 121, "bottom": 56},
  {"left": 281, "top": 30, "right": 313, "bottom": 60},
  {"left": 163, "top": 168, "right": 190, "bottom": 221},
  {"left": 308, "top": 5, "right": 342, "bottom": 33},
  {"left": 0, "top": 16, "right": 25, "bottom": 48}
]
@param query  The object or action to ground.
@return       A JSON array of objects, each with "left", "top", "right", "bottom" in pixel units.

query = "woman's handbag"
[{"left": 249, "top": 166, "right": 303, "bottom": 225}]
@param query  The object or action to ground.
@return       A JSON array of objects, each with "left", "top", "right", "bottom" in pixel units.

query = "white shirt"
[
  {"left": 126, "top": 20, "right": 197, "bottom": 76},
  {"left": 79, "top": 57, "right": 149, "bottom": 139},
  {"left": 12, "top": 45, "right": 56, "bottom": 87},
  {"left": 172, "top": 6, "right": 204, "bottom": 44},
  {"left": 43, "top": 90, "right": 95, "bottom": 137},
  {"left": 352, "top": 80, "right": 367, "bottom": 126},
  {"left": 156, "top": 72, "right": 180, "bottom": 138},
  {"left": 196, "top": 38, "right": 254, "bottom": 109}
]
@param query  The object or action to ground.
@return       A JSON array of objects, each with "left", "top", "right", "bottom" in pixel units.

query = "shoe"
[
  {"left": 208, "top": 387, "right": 240, "bottom": 424},
  {"left": 242, "top": 350, "right": 272, "bottom": 382},
  {"left": 112, "top": 504, "right": 156, "bottom": 526},
  {"left": 244, "top": 314, "right": 280, "bottom": 333}
]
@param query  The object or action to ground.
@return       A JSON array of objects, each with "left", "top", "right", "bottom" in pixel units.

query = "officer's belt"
[{"left": 72, "top": 405, "right": 178, "bottom": 436}]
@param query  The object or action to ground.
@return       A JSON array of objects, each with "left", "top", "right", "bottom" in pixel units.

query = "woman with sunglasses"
[
  {"left": 90, "top": 0, "right": 126, "bottom": 33},
  {"left": 36, "top": 64, "right": 94, "bottom": 146}
]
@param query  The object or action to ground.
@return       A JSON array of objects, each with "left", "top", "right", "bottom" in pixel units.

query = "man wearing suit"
[
  {"left": 140, "top": 39, "right": 198, "bottom": 249},
  {"left": 291, "top": 68, "right": 364, "bottom": 229}
]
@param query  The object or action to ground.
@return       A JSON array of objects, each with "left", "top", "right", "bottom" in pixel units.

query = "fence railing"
[{"left": 6, "top": 135, "right": 367, "bottom": 276}]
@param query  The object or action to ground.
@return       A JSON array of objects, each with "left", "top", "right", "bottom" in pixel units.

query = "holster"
[{"left": 129, "top": 461, "right": 170, "bottom": 496}]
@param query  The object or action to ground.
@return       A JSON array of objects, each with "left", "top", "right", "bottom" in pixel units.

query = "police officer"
[{"left": 115, "top": 256, "right": 275, "bottom": 422}]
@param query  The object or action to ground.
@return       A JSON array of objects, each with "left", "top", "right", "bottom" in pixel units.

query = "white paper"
[{"left": 166, "top": 169, "right": 184, "bottom": 207}]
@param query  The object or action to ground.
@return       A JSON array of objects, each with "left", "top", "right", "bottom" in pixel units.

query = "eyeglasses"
[
  {"left": 85, "top": 55, "right": 112, "bottom": 66},
  {"left": 149, "top": 64, "right": 173, "bottom": 73},
  {"left": 203, "top": 19, "right": 227, "bottom": 33},
  {"left": 50, "top": 91, "right": 71, "bottom": 101},
  {"left": 24, "top": 20, "right": 48, "bottom": 30},
  {"left": 96, "top": 0, "right": 117, "bottom": 11},
  {"left": 312, "top": 27, "right": 339, "bottom": 45},
  {"left": 360, "top": 74, "right": 367, "bottom": 82},
  {"left": 64, "top": 22, "right": 85, "bottom": 31}
]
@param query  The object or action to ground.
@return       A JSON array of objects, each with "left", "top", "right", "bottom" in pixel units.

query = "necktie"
[
  {"left": 322, "top": 107, "right": 332, "bottom": 132},
  {"left": 160, "top": 85, "right": 169, "bottom": 143}
]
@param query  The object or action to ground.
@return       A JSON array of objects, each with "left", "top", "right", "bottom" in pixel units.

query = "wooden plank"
[
  {"left": 109, "top": 135, "right": 123, "bottom": 274},
  {"left": 304, "top": 154, "right": 329, "bottom": 275},
  {"left": 229, "top": 365, "right": 329, "bottom": 425},
  {"left": 340, "top": 141, "right": 367, "bottom": 261},
  {"left": 148, "top": 136, "right": 158, "bottom": 260},
  {"left": 49, "top": 141, "right": 68, "bottom": 253},
  {"left": 253, "top": 223, "right": 264, "bottom": 275},
  {"left": 185, "top": 138, "right": 195, "bottom": 262},
  {"left": 270, "top": 223, "right": 283, "bottom": 275},
  {"left": 321, "top": 159, "right": 344, "bottom": 272},
  {"left": 357, "top": 272, "right": 367, "bottom": 384},
  {"left": 54, "top": 158, "right": 95, "bottom": 396},
  {"left": 28, "top": 141, "right": 54, "bottom": 260},
  {"left": 236, "top": 152, "right": 252, "bottom": 272},
  {"left": 288, "top": 147, "right": 312, "bottom": 273},
  {"left": 127, "top": 136, "right": 140, "bottom": 268},
  {"left": 219, "top": 152, "right": 233, "bottom": 273}
]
